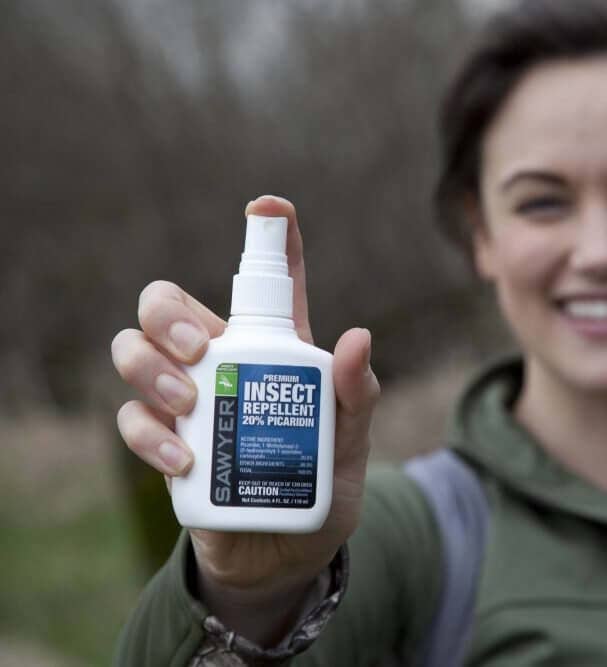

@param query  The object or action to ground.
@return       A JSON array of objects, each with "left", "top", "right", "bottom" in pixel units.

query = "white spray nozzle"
[
  {"left": 230, "top": 214, "right": 293, "bottom": 318},
  {"left": 244, "top": 214, "right": 288, "bottom": 256}
]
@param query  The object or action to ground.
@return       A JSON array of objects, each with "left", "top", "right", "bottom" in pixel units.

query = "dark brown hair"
[{"left": 435, "top": 0, "right": 607, "bottom": 256}]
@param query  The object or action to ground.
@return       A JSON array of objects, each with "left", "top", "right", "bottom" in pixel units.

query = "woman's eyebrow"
[{"left": 500, "top": 170, "right": 567, "bottom": 193}]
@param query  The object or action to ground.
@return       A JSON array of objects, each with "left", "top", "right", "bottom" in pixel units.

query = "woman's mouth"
[{"left": 556, "top": 297, "right": 607, "bottom": 338}]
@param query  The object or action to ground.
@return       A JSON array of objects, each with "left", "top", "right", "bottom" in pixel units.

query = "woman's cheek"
[
  {"left": 507, "top": 219, "right": 564, "bottom": 279},
  {"left": 491, "top": 226, "right": 564, "bottom": 336}
]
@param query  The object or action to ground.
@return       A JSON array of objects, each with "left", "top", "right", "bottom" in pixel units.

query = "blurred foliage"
[
  {"left": 1, "top": 504, "right": 141, "bottom": 665},
  {"left": 1, "top": 0, "right": 482, "bottom": 414},
  {"left": 117, "top": 426, "right": 182, "bottom": 572},
  {"left": 0, "top": 411, "right": 144, "bottom": 665}
]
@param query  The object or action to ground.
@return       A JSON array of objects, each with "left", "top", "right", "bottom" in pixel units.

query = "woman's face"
[{"left": 475, "top": 56, "right": 607, "bottom": 393}]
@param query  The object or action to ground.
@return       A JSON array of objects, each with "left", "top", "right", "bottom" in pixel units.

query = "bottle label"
[{"left": 210, "top": 362, "right": 321, "bottom": 509}]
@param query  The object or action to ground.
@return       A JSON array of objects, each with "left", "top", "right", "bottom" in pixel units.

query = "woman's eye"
[{"left": 515, "top": 197, "right": 569, "bottom": 217}]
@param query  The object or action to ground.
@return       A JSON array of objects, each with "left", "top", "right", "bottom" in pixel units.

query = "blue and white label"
[{"left": 210, "top": 363, "right": 321, "bottom": 508}]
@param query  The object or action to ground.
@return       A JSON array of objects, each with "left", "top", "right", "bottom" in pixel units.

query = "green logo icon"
[{"left": 216, "top": 363, "right": 238, "bottom": 396}]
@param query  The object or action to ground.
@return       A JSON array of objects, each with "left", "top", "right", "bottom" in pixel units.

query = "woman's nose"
[{"left": 570, "top": 202, "right": 607, "bottom": 278}]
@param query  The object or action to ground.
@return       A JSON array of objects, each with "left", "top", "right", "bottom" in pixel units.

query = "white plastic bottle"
[{"left": 172, "top": 214, "right": 335, "bottom": 533}]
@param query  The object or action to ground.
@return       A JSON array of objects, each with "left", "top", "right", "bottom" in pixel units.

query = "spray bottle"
[{"left": 172, "top": 214, "right": 335, "bottom": 533}]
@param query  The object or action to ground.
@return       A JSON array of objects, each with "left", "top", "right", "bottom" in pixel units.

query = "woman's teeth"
[{"left": 563, "top": 300, "right": 607, "bottom": 319}]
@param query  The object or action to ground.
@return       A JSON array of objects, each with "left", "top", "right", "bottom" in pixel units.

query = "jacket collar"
[{"left": 450, "top": 357, "right": 607, "bottom": 525}]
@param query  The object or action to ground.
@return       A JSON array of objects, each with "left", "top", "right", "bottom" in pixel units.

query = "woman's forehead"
[{"left": 482, "top": 56, "right": 607, "bottom": 184}]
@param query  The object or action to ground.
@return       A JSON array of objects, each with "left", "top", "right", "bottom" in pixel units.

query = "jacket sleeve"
[
  {"left": 113, "top": 464, "right": 442, "bottom": 667},
  {"left": 293, "top": 464, "right": 442, "bottom": 666}
]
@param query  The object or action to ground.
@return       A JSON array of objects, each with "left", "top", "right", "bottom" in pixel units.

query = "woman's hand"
[{"left": 111, "top": 195, "right": 380, "bottom": 632}]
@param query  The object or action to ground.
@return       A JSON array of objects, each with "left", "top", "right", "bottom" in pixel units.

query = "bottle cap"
[{"left": 230, "top": 215, "right": 293, "bottom": 318}]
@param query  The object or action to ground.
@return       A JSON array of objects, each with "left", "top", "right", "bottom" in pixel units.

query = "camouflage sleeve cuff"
[{"left": 187, "top": 543, "right": 349, "bottom": 667}]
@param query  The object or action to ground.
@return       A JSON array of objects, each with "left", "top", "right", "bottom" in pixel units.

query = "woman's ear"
[{"left": 464, "top": 194, "right": 496, "bottom": 281}]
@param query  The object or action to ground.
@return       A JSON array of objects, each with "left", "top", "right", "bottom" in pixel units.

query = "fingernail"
[
  {"left": 158, "top": 441, "right": 192, "bottom": 474},
  {"left": 155, "top": 373, "right": 195, "bottom": 411},
  {"left": 169, "top": 321, "right": 206, "bottom": 358}
]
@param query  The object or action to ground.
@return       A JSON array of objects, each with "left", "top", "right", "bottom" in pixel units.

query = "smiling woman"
[
  {"left": 474, "top": 56, "right": 607, "bottom": 492},
  {"left": 479, "top": 56, "right": 607, "bottom": 362},
  {"left": 112, "top": 1, "right": 607, "bottom": 666}
]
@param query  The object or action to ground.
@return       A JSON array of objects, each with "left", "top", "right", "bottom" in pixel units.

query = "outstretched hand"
[{"left": 111, "top": 195, "right": 380, "bottom": 602}]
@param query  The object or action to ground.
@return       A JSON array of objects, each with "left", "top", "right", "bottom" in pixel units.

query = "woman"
[{"left": 111, "top": 1, "right": 607, "bottom": 664}]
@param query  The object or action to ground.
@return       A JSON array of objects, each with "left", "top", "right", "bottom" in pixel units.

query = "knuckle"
[
  {"left": 111, "top": 328, "right": 137, "bottom": 364},
  {"left": 128, "top": 422, "right": 153, "bottom": 452},
  {"left": 138, "top": 281, "right": 180, "bottom": 327},
  {"left": 118, "top": 405, "right": 155, "bottom": 452},
  {"left": 139, "top": 279, "right": 181, "bottom": 303},
  {"left": 114, "top": 337, "right": 148, "bottom": 384},
  {"left": 116, "top": 401, "right": 138, "bottom": 440},
  {"left": 116, "top": 400, "right": 135, "bottom": 425},
  {"left": 138, "top": 280, "right": 182, "bottom": 322},
  {"left": 137, "top": 292, "right": 157, "bottom": 330}
]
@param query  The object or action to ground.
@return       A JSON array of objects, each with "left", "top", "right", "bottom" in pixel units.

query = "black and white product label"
[{"left": 210, "top": 363, "right": 321, "bottom": 508}]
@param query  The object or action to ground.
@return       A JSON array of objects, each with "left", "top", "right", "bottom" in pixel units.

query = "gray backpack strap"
[{"left": 403, "top": 449, "right": 489, "bottom": 667}]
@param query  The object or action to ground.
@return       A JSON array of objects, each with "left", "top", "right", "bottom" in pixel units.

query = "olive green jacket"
[{"left": 114, "top": 360, "right": 607, "bottom": 665}]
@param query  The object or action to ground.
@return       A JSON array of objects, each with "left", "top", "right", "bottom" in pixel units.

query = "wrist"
[
  {"left": 192, "top": 545, "right": 349, "bottom": 667},
  {"left": 189, "top": 532, "right": 333, "bottom": 646},
  {"left": 197, "top": 558, "right": 326, "bottom": 647},
  {"left": 188, "top": 541, "right": 350, "bottom": 665}
]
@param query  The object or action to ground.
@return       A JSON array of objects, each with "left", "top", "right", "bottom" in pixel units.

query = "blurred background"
[{"left": 0, "top": 0, "right": 515, "bottom": 664}]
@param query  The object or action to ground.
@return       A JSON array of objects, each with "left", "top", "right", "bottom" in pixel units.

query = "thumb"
[{"left": 333, "top": 328, "right": 380, "bottom": 468}]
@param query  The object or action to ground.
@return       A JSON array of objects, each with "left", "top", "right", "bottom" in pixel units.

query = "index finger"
[
  {"left": 138, "top": 280, "right": 226, "bottom": 363},
  {"left": 245, "top": 195, "right": 314, "bottom": 344}
]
